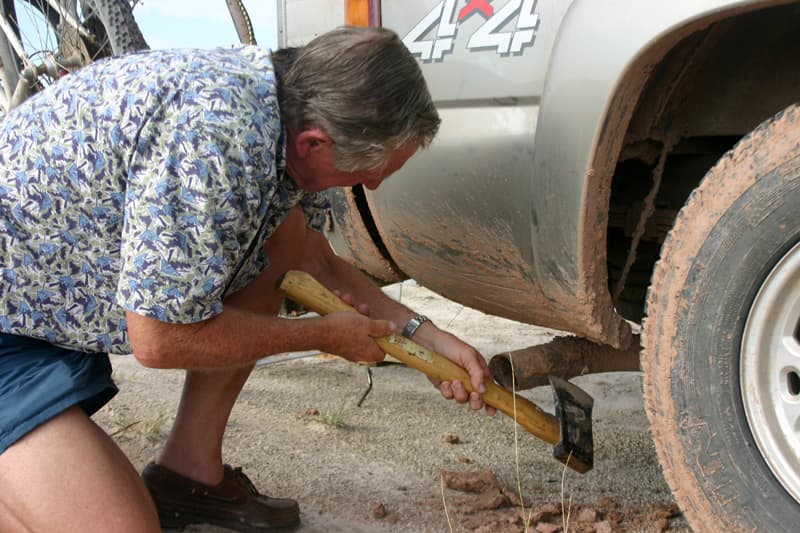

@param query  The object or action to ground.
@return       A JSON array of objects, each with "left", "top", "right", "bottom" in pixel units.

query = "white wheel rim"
[{"left": 742, "top": 240, "right": 800, "bottom": 502}]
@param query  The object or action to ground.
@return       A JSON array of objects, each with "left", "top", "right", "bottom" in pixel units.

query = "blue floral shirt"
[{"left": 0, "top": 47, "right": 328, "bottom": 354}]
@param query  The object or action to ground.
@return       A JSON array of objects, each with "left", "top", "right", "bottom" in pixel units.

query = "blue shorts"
[{"left": 0, "top": 332, "right": 118, "bottom": 454}]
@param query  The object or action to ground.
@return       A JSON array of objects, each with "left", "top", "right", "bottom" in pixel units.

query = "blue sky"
[{"left": 133, "top": 0, "right": 278, "bottom": 50}]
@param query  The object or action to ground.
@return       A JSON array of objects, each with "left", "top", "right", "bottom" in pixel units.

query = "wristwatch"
[{"left": 401, "top": 314, "right": 432, "bottom": 339}]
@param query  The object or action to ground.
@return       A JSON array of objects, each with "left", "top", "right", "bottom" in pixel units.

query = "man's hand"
[
  {"left": 417, "top": 326, "right": 497, "bottom": 416},
  {"left": 328, "top": 290, "right": 496, "bottom": 415},
  {"left": 317, "top": 311, "right": 395, "bottom": 363}
]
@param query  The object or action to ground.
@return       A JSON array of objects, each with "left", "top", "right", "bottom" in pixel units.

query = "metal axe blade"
[{"left": 550, "top": 375, "right": 594, "bottom": 473}]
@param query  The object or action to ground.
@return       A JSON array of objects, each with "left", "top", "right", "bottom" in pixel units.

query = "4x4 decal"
[{"left": 403, "top": 0, "right": 540, "bottom": 62}]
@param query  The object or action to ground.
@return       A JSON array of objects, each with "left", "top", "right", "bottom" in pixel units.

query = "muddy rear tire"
[{"left": 643, "top": 104, "right": 800, "bottom": 531}]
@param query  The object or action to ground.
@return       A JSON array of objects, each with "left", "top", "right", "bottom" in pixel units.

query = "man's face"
[
  {"left": 320, "top": 142, "right": 420, "bottom": 191},
  {"left": 286, "top": 128, "right": 419, "bottom": 192}
]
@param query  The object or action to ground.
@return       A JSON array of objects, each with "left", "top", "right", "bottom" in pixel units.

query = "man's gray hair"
[{"left": 273, "top": 27, "right": 440, "bottom": 172}]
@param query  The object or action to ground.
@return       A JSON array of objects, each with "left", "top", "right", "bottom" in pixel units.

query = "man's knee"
[{"left": 0, "top": 406, "right": 160, "bottom": 532}]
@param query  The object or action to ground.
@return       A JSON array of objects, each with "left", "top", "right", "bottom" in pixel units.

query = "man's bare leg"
[
  {"left": 154, "top": 207, "right": 311, "bottom": 484},
  {"left": 155, "top": 365, "right": 254, "bottom": 484},
  {"left": 0, "top": 406, "right": 160, "bottom": 532}
]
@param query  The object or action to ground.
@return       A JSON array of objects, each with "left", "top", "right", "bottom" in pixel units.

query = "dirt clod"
[
  {"left": 529, "top": 502, "right": 560, "bottom": 523},
  {"left": 606, "top": 510, "right": 624, "bottom": 527},
  {"left": 597, "top": 497, "right": 619, "bottom": 510},
  {"left": 594, "top": 520, "right": 613, "bottom": 533},
  {"left": 472, "top": 489, "right": 511, "bottom": 511},
  {"left": 438, "top": 469, "right": 684, "bottom": 532},
  {"left": 441, "top": 469, "right": 501, "bottom": 493},
  {"left": 536, "top": 522, "right": 562, "bottom": 533},
  {"left": 371, "top": 502, "right": 387, "bottom": 519},
  {"left": 577, "top": 507, "right": 598, "bottom": 523}
]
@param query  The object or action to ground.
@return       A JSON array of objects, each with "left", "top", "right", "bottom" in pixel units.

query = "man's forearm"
[
  {"left": 126, "top": 307, "right": 333, "bottom": 369},
  {"left": 305, "top": 252, "right": 416, "bottom": 326}
]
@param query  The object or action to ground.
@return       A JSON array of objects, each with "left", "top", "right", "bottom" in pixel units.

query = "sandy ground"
[{"left": 95, "top": 281, "right": 690, "bottom": 532}]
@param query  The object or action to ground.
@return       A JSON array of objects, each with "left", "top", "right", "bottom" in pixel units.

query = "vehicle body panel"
[{"left": 278, "top": 0, "right": 796, "bottom": 347}]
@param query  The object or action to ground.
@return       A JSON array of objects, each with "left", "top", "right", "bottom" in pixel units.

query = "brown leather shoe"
[{"left": 142, "top": 462, "right": 300, "bottom": 532}]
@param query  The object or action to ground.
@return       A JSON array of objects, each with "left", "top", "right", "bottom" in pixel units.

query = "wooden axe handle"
[{"left": 279, "top": 270, "right": 561, "bottom": 445}]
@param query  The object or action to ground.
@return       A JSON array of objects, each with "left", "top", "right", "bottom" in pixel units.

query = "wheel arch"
[{"left": 533, "top": 0, "right": 800, "bottom": 341}]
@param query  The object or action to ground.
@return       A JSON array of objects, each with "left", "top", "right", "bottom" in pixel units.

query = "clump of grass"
[
  {"left": 313, "top": 404, "right": 349, "bottom": 428},
  {"left": 139, "top": 412, "right": 168, "bottom": 439},
  {"left": 109, "top": 411, "right": 168, "bottom": 440},
  {"left": 302, "top": 404, "right": 349, "bottom": 428},
  {"left": 109, "top": 411, "right": 139, "bottom": 436}
]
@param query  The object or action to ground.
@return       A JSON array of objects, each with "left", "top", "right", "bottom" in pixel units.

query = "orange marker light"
[{"left": 345, "top": 0, "right": 381, "bottom": 27}]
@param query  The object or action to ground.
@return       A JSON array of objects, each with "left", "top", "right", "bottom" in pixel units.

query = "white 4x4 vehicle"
[{"left": 278, "top": 1, "right": 800, "bottom": 530}]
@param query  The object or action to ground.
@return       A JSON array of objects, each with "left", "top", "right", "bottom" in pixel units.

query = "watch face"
[{"left": 402, "top": 315, "right": 430, "bottom": 338}]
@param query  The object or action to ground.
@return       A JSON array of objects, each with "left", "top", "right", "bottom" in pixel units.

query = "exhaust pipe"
[{"left": 489, "top": 335, "right": 642, "bottom": 390}]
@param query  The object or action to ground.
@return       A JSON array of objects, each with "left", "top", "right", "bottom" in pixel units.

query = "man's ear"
[{"left": 293, "top": 128, "right": 332, "bottom": 159}]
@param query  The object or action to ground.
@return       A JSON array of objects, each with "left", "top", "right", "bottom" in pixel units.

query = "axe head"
[{"left": 549, "top": 376, "right": 594, "bottom": 473}]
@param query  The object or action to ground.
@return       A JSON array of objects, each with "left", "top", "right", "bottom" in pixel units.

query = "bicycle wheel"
[
  {"left": 0, "top": 0, "right": 147, "bottom": 112},
  {"left": 80, "top": 0, "right": 147, "bottom": 56},
  {"left": 226, "top": 0, "right": 257, "bottom": 45}
]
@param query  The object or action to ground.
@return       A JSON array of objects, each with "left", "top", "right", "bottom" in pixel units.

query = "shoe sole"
[{"left": 157, "top": 508, "right": 301, "bottom": 533}]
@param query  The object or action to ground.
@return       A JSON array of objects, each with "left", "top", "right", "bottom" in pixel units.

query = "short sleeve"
[{"left": 117, "top": 88, "right": 277, "bottom": 324}]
